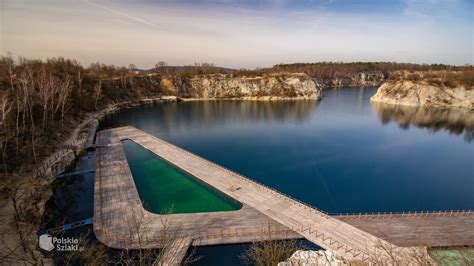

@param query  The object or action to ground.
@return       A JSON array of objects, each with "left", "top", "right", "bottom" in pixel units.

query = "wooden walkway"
[
  {"left": 93, "top": 129, "right": 300, "bottom": 250},
  {"left": 93, "top": 126, "right": 463, "bottom": 262},
  {"left": 338, "top": 212, "right": 474, "bottom": 247},
  {"left": 159, "top": 238, "right": 193, "bottom": 266}
]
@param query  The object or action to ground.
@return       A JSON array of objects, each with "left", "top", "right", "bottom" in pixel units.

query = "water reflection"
[
  {"left": 372, "top": 102, "right": 474, "bottom": 142},
  {"left": 41, "top": 151, "right": 96, "bottom": 229},
  {"left": 100, "top": 100, "right": 320, "bottom": 135}
]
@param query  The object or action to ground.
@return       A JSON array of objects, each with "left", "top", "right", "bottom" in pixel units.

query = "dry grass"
[{"left": 388, "top": 70, "right": 474, "bottom": 88}]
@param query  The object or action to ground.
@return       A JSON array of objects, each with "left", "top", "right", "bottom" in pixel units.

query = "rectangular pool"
[{"left": 121, "top": 140, "right": 242, "bottom": 214}]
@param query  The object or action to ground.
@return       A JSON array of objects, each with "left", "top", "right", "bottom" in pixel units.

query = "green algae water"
[{"left": 121, "top": 140, "right": 242, "bottom": 214}]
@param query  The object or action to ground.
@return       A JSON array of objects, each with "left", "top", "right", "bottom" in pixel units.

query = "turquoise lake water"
[{"left": 101, "top": 88, "right": 473, "bottom": 214}]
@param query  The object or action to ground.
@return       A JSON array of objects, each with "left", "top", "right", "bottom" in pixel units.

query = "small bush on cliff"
[
  {"left": 407, "top": 73, "right": 421, "bottom": 81},
  {"left": 458, "top": 70, "right": 474, "bottom": 88},
  {"left": 443, "top": 79, "right": 458, "bottom": 88}
]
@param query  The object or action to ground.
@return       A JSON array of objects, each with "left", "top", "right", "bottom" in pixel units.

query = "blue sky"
[{"left": 1, "top": 0, "right": 472, "bottom": 68}]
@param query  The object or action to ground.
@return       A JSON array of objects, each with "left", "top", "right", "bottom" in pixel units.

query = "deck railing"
[
  {"left": 145, "top": 132, "right": 373, "bottom": 260},
  {"left": 196, "top": 226, "right": 297, "bottom": 241},
  {"left": 147, "top": 132, "right": 473, "bottom": 221},
  {"left": 332, "top": 209, "right": 472, "bottom": 219},
  {"left": 154, "top": 135, "right": 332, "bottom": 217}
]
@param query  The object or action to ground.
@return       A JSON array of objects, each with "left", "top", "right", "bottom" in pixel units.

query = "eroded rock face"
[
  {"left": 162, "top": 73, "right": 322, "bottom": 99},
  {"left": 315, "top": 71, "right": 386, "bottom": 89},
  {"left": 102, "top": 73, "right": 322, "bottom": 100},
  {"left": 278, "top": 250, "right": 348, "bottom": 266},
  {"left": 371, "top": 81, "right": 473, "bottom": 109}
]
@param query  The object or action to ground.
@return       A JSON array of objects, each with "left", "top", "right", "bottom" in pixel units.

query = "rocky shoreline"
[
  {"left": 33, "top": 96, "right": 179, "bottom": 179},
  {"left": 371, "top": 81, "right": 473, "bottom": 109}
]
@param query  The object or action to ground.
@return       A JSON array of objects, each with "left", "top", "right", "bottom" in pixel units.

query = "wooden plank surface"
[
  {"left": 339, "top": 214, "right": 474, "bottom": 247},
  {"left": 159, "top": 237, "right": 193, "bottom": 266},
  {"left": 93, "top": 128, "right": 301, "bottom": 250},
  {"left": 93, "top": 126, "right": 458, "bottom": 262}
]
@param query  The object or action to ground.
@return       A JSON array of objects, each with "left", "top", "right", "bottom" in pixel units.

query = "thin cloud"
[
  {"left": 2, "top": 0, "right": 472, "bottom": 68},
  {"left": 83, "top": 0, "right": 161, "bottom": 29}
]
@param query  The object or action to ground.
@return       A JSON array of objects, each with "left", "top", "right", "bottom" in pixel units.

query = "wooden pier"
[
  {"left": 338, "top": 212, "right": 474, "bottom": 247},
  {"left": 94, "top": 126, "right": 470, "bottom": 263},
  {"left": 159, "top": 238, "right": 193, "bottom": 266}
]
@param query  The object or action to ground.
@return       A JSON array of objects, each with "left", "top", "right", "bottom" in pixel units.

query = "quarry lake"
[
  {"left": 46, "top": 87, "right": 473, "bottom": 265},
  {"left": 102, "top": 87, "right": 473, "bottom": 214}
]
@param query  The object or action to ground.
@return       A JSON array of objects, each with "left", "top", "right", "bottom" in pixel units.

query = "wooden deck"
[
  {"left": 159, "top": 238, "right": 193, "bottom": 266},
  {"left": 93, "top": 128, "right": 301, "bottom": 250},
  {"left": 338, "top": 213, "right": 474, "bottom": 247},
  {"left": 93, "top": 126, "right": 467, "bottom": 262}
]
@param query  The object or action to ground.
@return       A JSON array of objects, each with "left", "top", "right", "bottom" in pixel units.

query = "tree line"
[
  {"left": 0, "top": 56, "right": 166, "bottom": 174},
  {"left": 269, "top": 62, "right": 473, "bottom": 79}
]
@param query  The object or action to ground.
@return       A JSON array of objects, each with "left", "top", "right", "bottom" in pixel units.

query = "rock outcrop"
[
  {"left": 371, "top": 81, "right": 473, "bottom": 109},
  {"left": 162, "top": 73, "right": 322, "bottom": 99},
  {"left": 103, "top": 73, "right": 322, "bottom": 100},
  {"left": 278, "top": 250, "right": 348, "bottom": 266},
  {"left": 315, "top": 71, "right": 386, "bottom": 89}
]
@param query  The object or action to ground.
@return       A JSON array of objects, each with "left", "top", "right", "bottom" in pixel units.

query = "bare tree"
[
  {"left": 7, "top": 65, "right": 21, "bottom": 155},
  {"left": 363, "top": 239, "right": 435, "bottom": 265},
  {"left": 17, "top": 66, "right": 37, "bottom": 161},
  {"left": 0, "top": 92, "right": 12, "bottom": 127},
  {"left": 57, "top": 76, "right": 72, "bottom": 126},
  {"left": 0, "top": 130, "right": 13, "bottom": 174},
  {"left": 155, "top": 61, "right": 167, "bottom": 68},
  {"left": 93, "top": 80, "right": 102, "bottom": 110},
  {"left": 37, "top": 67, "right": 56, "bottom": 130},
  {"left": 0, "top": 175, "right": 49, "bottom": 265},
  {"left": 241, "top": 225, "right": 301, "bottom": 266}
]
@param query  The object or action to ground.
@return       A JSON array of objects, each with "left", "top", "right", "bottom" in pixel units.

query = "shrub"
[
  {"left": 407, "top": 73, "right": 421, "bottom": 81},
  {"left": 443, "top": 79, "right": 458, "bottom": 88}
]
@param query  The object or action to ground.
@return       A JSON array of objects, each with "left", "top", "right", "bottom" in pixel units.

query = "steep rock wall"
[
  {"left": 315, "top": 71, "right": 386, "bottom": 89},
  {"left": 163, "top": 73, "right": 321, "bottom": 99},
  {"left": 103, "top": 73, "right": 322, "bottom": 100},
  {"left": 371, "top": 81, "right": 473, "bottom": 109}
]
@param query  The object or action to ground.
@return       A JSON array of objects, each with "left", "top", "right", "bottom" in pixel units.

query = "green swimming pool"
[{"left": 121, "top": 140, "right": 242, "bottom": 214}]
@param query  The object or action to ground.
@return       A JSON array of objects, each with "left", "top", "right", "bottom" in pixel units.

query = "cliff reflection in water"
[
  {"left": 372, "top": 102, "right": 474, "bottom": 142},
  {"left": 100, "top": 100, "right": 319, "bottom": 135}
]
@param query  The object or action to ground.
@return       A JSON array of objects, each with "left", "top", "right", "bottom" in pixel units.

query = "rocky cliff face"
[
  {"left": 371, "top": 81, "right": 473, "bottom": 109},
  {"left": 160, "top": 73, "right": 321, "bottom": 99},
  {"left": 315, "top": 71, "right": 386, "bottom": 89}
]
